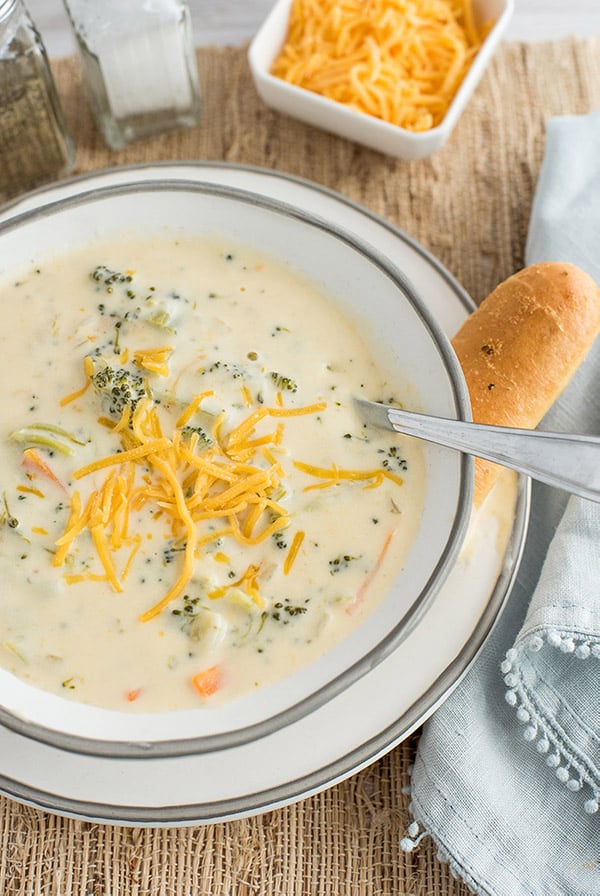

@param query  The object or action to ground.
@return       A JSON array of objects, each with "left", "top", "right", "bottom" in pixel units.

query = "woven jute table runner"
[{"left": 1, "top": 36, "right": 599, "bottom": 896}]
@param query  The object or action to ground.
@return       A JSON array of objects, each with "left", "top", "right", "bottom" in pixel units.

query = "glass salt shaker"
[
  {"left": 0, "top": 0, "right": 74, "bottom": 202},
  {"left": 63, "top": 0, "right": 201, "bottom": 150}
]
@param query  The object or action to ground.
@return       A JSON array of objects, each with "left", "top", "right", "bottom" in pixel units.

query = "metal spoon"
[{"left": 355, "top": 398, "right": 600, "bottom": 503}]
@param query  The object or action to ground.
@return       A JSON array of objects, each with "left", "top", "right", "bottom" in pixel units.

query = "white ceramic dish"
[
  {"left": 0, "top": 174, "right": 473, "bottom": 756},
  {"left": 248, "top": 0, "right": 514, "bottom": 160},
  {"left": 0, "top": 163, "right": 528, "bottom": 825}
]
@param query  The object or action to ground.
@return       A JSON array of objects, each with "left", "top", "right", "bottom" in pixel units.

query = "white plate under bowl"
[
  {"left": 0, "top": 176, "right": 472, "bottom": 755},
  {"left": 0, "top": 164, "right": 529, "bottom": 825},
  {"left": 248, "top": 0, "right": 514, "bottom": 160}
]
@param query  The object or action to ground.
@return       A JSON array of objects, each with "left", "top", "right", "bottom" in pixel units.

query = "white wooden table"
[{"left": 26, "top": 0, "right": 600, "bottom": 59}]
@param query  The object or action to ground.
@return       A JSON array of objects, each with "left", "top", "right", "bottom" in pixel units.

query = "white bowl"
[
  {"left": 0, "top": 178, "right": 473, "bottom": 755},
  {"left": 248, "top": 0, "right": 514, "bottom": 161}
]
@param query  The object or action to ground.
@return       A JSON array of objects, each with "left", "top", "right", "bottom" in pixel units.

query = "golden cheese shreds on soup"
[{"left": 0, "top": 235, "right": 425, "bottom": 710}]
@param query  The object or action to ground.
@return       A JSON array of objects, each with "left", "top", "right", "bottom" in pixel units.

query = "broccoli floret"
[
  {"left": 91, "top": 266, "right": 184, "bottom": 333},
  {"left": 91, "top": 265, "right": 133, "bottom": 289},
  {"left": 201, "top": 360, "right": 244, "bottom": 380},
  {"left": 89, "top": 360, "right": 149, "bottom": 418},
  {"left": 270, "top": 372, "right": 298, "bottom": 393},
  {"left": 180, "top": 425, "right": 213, "bottom": 450}
]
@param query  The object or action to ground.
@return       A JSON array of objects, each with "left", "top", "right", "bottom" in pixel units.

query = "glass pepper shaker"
[
  {"left": 0, "top": 0, "right": 74, "bottom": 202},
  {"left": 63, "top": 0, "right": 201, "bottom": 150}
]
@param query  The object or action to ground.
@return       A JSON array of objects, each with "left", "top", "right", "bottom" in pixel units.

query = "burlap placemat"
[{"left": 1, "top": 36, "right": 599, "bottom": 896}]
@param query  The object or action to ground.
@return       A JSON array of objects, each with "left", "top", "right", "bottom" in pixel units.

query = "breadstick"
[{"left": 451, "top": 262, "right": 600, "bottom": 505}]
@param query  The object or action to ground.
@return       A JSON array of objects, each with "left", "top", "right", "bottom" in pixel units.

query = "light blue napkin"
[{"left": 402, "top": 109, "right": 600, "bottom": 896}]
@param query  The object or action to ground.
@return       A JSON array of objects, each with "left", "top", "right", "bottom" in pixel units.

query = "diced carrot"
[
  {"left": 191, "top": 665, "right": 221, "bottom": 698},
  {"left": 126, "top": 688, "right": 142, "bottom": 702},
  {"left": 21, "top": 448, "right": 66, "bottom": 492}
]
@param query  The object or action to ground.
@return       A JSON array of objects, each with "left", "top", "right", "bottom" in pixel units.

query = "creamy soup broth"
[{"left": 0, "top": 234, "right": 425, "bottom": 711}]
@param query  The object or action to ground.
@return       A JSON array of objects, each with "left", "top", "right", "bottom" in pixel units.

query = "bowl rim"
[{"left": 0, "top": 177, "right": 474, "bottom": 757}]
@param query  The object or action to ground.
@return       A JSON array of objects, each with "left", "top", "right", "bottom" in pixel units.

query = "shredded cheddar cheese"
[
  {"left": 59, "top": 379, "right": 91, "bottom": 407},
  {"left": 72, "top": 438, "right": 171, "bottom": 479},
  {"left": 208, "top": 564, "right": 265, "bottom": 608},
  {"left": 241, "top": 384, "right": 253, "bottom": 407},
  {"left": 271, "top": 0, "right": 488, "bottom": 131},
  {"left": 133, "top": 345, "right": 173, "bottom": 377},
  {"left": 293, "top": 460, "right": 404, "bottom": 489},
  {"left": 54, "top": 364, "right": 329, "bottom": 619},
  {"left": 17, "top": 485, "right": 45, "bottom": 498},
  {"left": 60, "top": 357, "right": 95, "bottom": 407},
  {"left": 283, "top": 530, "right": 305, "bottom": 575},
  {"left": 53, "top": 357, "right": 405, "bottom": 624}
]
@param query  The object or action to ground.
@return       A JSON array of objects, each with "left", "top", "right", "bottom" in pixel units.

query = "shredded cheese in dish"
[
  {"left": 0, "top": 235, "right": 426, "bottom": 711},
  {"left": 271, "top": 0, "right": 488, "bottom": 131}
]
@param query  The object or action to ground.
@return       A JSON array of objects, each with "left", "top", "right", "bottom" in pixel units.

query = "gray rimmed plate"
[{"left": 0, "top": 164, "right": 529, "bottom": 825}]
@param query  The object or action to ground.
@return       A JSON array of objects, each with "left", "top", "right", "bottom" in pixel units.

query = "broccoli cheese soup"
[{"left": 0, "top": 234, "right": 425, "bottom": 711}]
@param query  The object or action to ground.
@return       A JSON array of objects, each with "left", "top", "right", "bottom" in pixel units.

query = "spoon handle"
[{"left": 356, "top": 399, "right": 600, "bottom": 502}]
